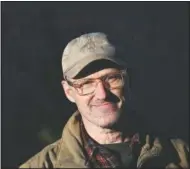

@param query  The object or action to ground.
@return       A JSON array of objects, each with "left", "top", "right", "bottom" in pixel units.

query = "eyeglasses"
[{"left": 65, "top": 70, "right": 126, "bottom": 96}]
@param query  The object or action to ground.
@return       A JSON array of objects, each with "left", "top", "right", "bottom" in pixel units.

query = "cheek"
[
  {"left": 75, "top": 95, "right": 93, "bottom": 111},
  {"left": 112, "top": 89, "right": 125, "bottom": 109},
  {"left": 112, "top": 88, "right": 125, "bottom": 100}
]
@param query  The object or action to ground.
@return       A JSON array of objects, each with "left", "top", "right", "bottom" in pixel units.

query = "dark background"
[{"left": 1, "top": 2, "right": 189, "bottom": 167}]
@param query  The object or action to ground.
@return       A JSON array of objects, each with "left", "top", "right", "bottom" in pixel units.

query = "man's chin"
[{"left": 96, "top": 116, "right": 120, "bottom": 129}]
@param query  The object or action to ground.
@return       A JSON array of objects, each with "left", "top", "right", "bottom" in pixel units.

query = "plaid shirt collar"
[{"left": 80, "top": 121, "right": 140, "bottom": 168}]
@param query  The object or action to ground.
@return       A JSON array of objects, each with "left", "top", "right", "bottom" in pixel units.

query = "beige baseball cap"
[{"left": 62, "top": 32, "right": 126, "bottom": 79}]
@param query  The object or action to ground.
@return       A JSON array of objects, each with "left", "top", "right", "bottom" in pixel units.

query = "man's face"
[{"left": 65, "top": 68, "right": 126, "bottom": 129}]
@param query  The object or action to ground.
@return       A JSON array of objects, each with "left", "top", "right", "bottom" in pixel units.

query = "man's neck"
[{"left": 82, "top": 117, "right": 130, "bottom": 144}]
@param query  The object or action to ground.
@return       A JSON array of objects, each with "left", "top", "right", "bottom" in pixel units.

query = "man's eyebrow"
[{"left": 72, "top": 78, "right": 92, "bottom": 84}]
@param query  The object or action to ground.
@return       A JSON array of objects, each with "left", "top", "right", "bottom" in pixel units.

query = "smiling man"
[{"left": 20, "top": 32, "right": 189, "bottom": 168}]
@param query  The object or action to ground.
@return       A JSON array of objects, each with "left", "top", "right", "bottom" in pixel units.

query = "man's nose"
[{"left": 94, "top": 81, "right": 107, "bottom": 99}]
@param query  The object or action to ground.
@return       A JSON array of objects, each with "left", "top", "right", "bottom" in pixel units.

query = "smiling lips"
[
  {"left": 92, "top": 102, "right": 117, "bottom": 110},
  {"left": 93, "top": 102, "right": 113, "bottom": 107}
]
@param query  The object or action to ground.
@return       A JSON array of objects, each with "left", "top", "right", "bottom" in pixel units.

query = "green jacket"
[{"left": 20, "top": 112, "right": 189, "bottom": 168}]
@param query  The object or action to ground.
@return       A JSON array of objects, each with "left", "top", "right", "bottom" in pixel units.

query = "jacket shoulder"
[{"left": 19, "top": 139, "right": 62, "bottom": 168}]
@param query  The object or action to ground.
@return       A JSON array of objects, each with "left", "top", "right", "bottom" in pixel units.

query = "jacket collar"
[{"left": 55, "top": 111, "right": 87, "bottom": 168}]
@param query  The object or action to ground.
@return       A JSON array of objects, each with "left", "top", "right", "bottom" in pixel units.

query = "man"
[{"left": 20, "top": 32, "right": 189, "bottom": 168}]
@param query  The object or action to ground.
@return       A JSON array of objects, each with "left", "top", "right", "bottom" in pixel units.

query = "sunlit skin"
[{"left": 62, "top": 68, "right": 130, "bottom": 144}]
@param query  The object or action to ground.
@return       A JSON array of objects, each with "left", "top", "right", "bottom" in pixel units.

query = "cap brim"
[{"left": 64, "top": 54, "right": 126, "bottom": 78}]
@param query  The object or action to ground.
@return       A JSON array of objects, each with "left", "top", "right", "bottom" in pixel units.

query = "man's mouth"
[
  {"left": 92, "top": 102, "right": 118, "bottom": 111},
  {"left": 92, "top": 102, "right": 114, "bottom": 107}
]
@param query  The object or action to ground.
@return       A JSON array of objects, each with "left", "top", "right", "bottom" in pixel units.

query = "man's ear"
[{"left": 61, "top": 80, "right": 76, "bottom": 103}]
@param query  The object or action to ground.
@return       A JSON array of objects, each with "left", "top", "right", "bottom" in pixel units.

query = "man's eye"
[
  {"left": 108, "top": 74, "right": 120, "bottom": 80},
  {"left": 107, "top": 74, "right": 122, "bottom": 84},
  {"left": 81, "top": 80, "right": 97, "bottom": 89},
  {"left": 82, "top": 80, "right": 94, "bottom": 86}
]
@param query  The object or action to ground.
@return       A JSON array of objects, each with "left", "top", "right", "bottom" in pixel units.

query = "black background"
[{"left": 1, "top": 2, "right": 189, "bottom": 167}]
